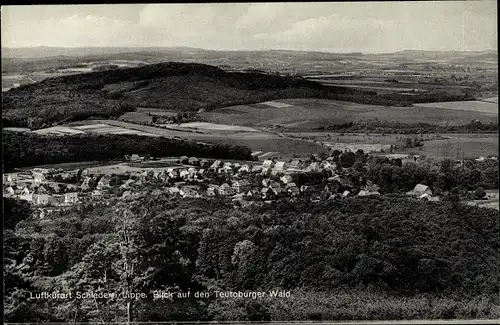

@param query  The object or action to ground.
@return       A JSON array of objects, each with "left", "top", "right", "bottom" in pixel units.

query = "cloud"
[
  {"left": 1, "top": 2, "right": 496, "bottom": 51},
  {"left": 3, "top": 13, "right": 127, "bottom": 47},
  {"left": 252, "top": 14, "right": 398, "bottom": 52}
]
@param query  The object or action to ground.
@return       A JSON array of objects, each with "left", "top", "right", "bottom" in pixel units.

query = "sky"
[{"left": 1, "top": 2, "right": 497, "bottom": 53}]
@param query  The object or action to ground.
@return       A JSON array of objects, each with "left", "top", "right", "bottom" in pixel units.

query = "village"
[{"left": 3, "top": 151, "right": 457, "bottom": 217}]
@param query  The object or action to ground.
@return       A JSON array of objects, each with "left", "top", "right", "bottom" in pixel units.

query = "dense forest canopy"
[
  {"left": 4, "top": 194, "right": 499, "bottom": 321},
  {"left": 2, "top": 131, "right": 253, "bottom": 171}
]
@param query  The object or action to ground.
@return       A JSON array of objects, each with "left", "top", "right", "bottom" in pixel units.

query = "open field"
[
  {"left": 34, "top": 123, "right": 160, "bottom": 137},
  {"left": 201, "top": 98, "right": 497, "bottom": 129},
  {"left": 209, "top": 137, "right": 328, "bottom": 159},
  {"left": 318, "top": 82, "right": 428, "bottom": 93},
  {"left": 480, "top": 96, "right": 498, "bottom": 103},
  {"left": 399, "top": 134, "right": 498, "bottom": 159},
  {"left": 414, "top": 101, "right": 498, "bottom": 114},
  {"left": 1, "top": 74, "right": 37, "bottom": 91},
  {"left": 136, "top": 107, "right": 178, "bottom": 116},
  {"left": 84, "top": 162, "right": 186, "bottom": 175},
  {"left": 177, "top": 122, "right": 258, "bottom": 132},
  {"left": 286, "top": 132, "right": 402, "bottom": 143},
  {"left": 33, "top": 126, "right": 86, "bottom": 135},
  {"left": 16, "top": 160, "right": 123, "bottom": 172},
  {"left": 286, "top": 132, "right": 400, "bottom": 153},
  {"left": 284, "top": 131, "right": 499, "bottom": 157},
  {"left": 261, "top": 100, "right": 293, "bottom": 108},
  {"left": 118, "top": 111, "right": 153, "bottom": 123},
  {"left": 3, "top": 127, "right": 31, "bottom": 132},
  {"left": 94, "top": 119, "right": 276, "bottom": 140}
]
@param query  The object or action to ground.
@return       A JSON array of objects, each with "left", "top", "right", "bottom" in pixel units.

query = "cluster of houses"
[
  {"left": 110, "top": 158, "right": 337, "bottom": 203},
  {"left": 3, "top": 168, "right": 81, "bottom": 207},
  {"left": 4, "top": 154, "right": 450, "bottom": 214}
]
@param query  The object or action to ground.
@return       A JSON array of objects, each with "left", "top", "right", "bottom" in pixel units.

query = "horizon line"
[{"left": 1, "top": 46, "right": 497, "bottom": 56}]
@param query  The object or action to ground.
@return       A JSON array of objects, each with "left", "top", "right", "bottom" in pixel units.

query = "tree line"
[{"left": 2, "top": 131, "right": 253, "bottom": 171}]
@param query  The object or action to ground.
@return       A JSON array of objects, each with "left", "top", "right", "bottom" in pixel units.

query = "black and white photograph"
[{"left": 2, "top": 2, "right": 499, "bottom": 323}]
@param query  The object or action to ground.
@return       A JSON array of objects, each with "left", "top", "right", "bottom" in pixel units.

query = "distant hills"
[
  {"left": 2, "top": 46, "right": 496, "bottom": 59},
  {"left": 1, "top": 46, "right": 208, "bottom": 59}
]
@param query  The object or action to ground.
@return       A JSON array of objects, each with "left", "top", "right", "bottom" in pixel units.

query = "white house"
[
  {"left": 18, "top": 186, "right": 31, "bottom": 196},
  {"left": 35, "top": 185, "right": 48, "bottom": 194},
  {"left": 130, "top": 154, "right": 142, "bottom": 162},
  {"left": 306, "top": 162, "right": 320, "bottom": 172},
  {"left": 263, "top": 160, "right": 274, "bottom": 169},
  {"left": 210, "top": 160, "right": 222, "bottom": 170},
  {"left": 120, "top": 179, "right": 135, "bottom": 189},
  {"left": 91, "top": 190, "right": 103, "bottom": 199},
  {"left": 407, "top": 184, "right": 432, "bottom": 197},
  {"left": 33, "top": 194, "right": 49, "bottom": 205},
  {"left": 280, "top": 175, "right": 294, "bottom": 184},
  {"left": 218, "top": 183, "right": 235, "bottom": 196},
  {"left": 288, "top": 160, "right": 302, "bottom": 171},
  {"left": 239, "top": 164, "right": 251, "bottom": 173},
  {"left": 200, "top": 159, "right": 211, "bottom": 167},
  {"left": 358, "top": 190, "right": 380, "bottom": 197},
  {"left": 64, "top": 192, "right": 79, "bottom": 204},
  {"left": 4, "top": 186, "right": 15, "bottom": 196},
  {"left": 167, "top": 169, "right": 179, "bottom": 179},
  {"left": 19, "top": 193, "right": 33, "bottom": 202},
  {"left": 167, "top": 187, "right": 180, "bottom": 195},
  {"left": 419, "top": 193, "right": 439, "bottom": 201},
  {"left": 274, "top": 161, "right": 286, "bottom": 171},
  {"left": 3, "top": 173, "right": 18, "bottom": 183},
  {"left": 179, "top": 169, "right": 190, "bottom": 179},
  {"left": 32, "top": 172, "right": 45, "bottom": 183},
  {"left": 188, "top": 157, "right": 200, "bottom": 165},
  {"left": 207, "top": 184, "right": 220, "bottom": 197},
  {"left": 96, "top": 175, "right": 111, "bottom": 190},
  {"left": 232, "top": 179, "right": 251, "bottom": 193},
  {"left": 180, "top": 186, "right": 200, "bottom": 198}
]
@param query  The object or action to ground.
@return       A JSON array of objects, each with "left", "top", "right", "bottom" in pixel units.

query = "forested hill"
[
  {"left": 4, "top": 194, "right": 499, "bottom": 321},
  {"left": 2, "top": 62, "right": 323, "bottom": 129}
]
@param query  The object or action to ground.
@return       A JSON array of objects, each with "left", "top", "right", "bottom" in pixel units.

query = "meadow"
[
  {"left": 414, "top": 101, "right": 498, "bottom": 114},
  {"left": 176, "top": 122, "right": 259, "bottom": 132},
  {"left": 33, "top": 123, "right": 160, "bottom": 137},
  {"left": 401, "top": 134, "right": 498, "bottom": 159},
  {"left": 209, "top": 137, "right": 329, "bottom": 159},
  {"left": 201, "top": 98, "right": 497, "bottom": 130}
]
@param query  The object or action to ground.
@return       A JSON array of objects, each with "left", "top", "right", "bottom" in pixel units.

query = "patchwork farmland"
[
  {"left": 201, "top": 98, "right": 497, "bottom": 129},
  {"left": 33, "top": 123, "right": 161, "bottom": 137},
  {"left": 414, "top": 101, "right": 498, "bottom": 114}
]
